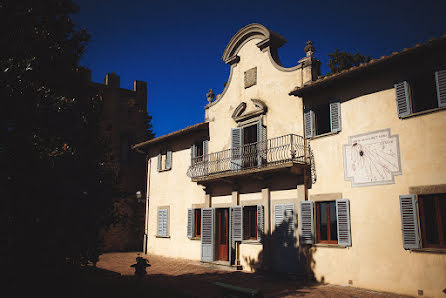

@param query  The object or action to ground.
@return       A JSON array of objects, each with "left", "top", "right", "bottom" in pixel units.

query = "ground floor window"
[
  {"left": 243, "top": 206, "right": 258, "bottom": 240},
  {"left": 418, "top": 193, "right": 446, "bottom": 248},
  {"left": 157, "top": 208, "right": 168, "bottom": 237},
  {"left": 316, "top": 201, "right": 338, "bottom": 244},
  {"left": 194, "top": 209, "right": 201, "bottom": 238}
]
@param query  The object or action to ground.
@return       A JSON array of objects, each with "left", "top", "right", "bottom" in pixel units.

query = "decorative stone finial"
[
  {"left": 304, "top": 41, "right": 315, "bottom": 57},
  {"left": 206, "top": 89, "right": 215, "bottom": 103}
]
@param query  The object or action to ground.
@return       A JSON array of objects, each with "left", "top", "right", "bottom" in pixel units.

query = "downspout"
[{"left": 143, "top": 155, "right": 151, "bottom": 254}]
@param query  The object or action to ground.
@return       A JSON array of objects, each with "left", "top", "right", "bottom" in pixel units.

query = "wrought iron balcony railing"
[{"left": 187, "top": 134, "right": 310, "bottom": 179}]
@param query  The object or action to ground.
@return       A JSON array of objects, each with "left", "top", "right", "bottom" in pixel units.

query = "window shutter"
[
  {"left": 329, "top": 101, "right": 341, "bottom": 132},
  {"left": 399, "top": 195, "right": 420, "bottom": 249},
  {"left": 257, "top": 205, "right": 264, "bottom": 242},
  {"left": 190, "top": 144, "right": 196, "bottom": 165},
  {"left": 299, "top": 201, "right": 314, "bottom": 244},
  {"left": 304, "top": 108, "right": 314, "bottom": 139},
  {"left": 187, "top": 208, "right": 193, "bottom": 239},
  {"left": 336, "top": 199, "right": 351, "bottom": 246},
  {"left": 165, "top": 150, "right": 172, "bottom": 170},
  {"left": 157, "top": 153, "right": 162, "bottom": 171},
  {"left": 158, "top": 209, "right": 168, "bottom": 236},
  {"left": 395, "top": 81, "right": 411, "bottom": 117},
  {"left": 231, "top": 128, "right": 242, "bottom": 170},
  {"left": 201, "top": 208, "right": 215, "bottom": 262},
  {"left": 163, "top": 209, "right": 168, "bottom": 236},
  {"left": 274, "top": 204, "right": 295, "bottom": 247},
  {"left": 157, "top": 210, "right": 163, "bottom": 236},
  {"left": 203, "top": 140, "right": 209, "bottom": 161},
  {"left": 435, "top": 69, "right": 446, "bottom": 108},
  {"left": 231, "top": 206, "right": 243, "bottom": 241}
]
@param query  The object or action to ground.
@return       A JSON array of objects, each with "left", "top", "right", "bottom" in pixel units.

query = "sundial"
[{"left": 343, "top": 129, "right": 402, "bottom": 187}]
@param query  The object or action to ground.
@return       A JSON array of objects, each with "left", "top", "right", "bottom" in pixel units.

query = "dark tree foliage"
[
  {"left": 0, "top": 0, "right": 119, "bottom": 279},
  {"left": 327, "top": 49, "right": 372, "bottom": 74},
  {"left": 144, "top": 113, "right": 155, "bottom": 140}
]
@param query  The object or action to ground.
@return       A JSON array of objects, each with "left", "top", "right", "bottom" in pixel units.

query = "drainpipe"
[{"left": 143, "top": 156, "right": 151, "bottom": 254}]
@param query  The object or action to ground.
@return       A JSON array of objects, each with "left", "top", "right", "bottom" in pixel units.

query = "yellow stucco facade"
[{"left": 135, "top": 24, "right": 446, "bottom": 297}]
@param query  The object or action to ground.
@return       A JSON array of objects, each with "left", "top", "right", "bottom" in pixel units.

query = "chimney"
[{"left": 298, "top": 41, "right": 321, "bottom": 86}]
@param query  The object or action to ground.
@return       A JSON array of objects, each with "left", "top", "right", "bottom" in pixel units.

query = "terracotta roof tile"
[
  {"left": 289, "top": 34, "right": 446, "bottom": 96},
  {"left": 132, "top": 122, "right": 209, "bottom": 150}
]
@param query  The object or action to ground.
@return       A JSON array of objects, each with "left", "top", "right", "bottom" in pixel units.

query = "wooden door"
[{"left": 216, "top": 208, "right": 229, "bottom": 261}]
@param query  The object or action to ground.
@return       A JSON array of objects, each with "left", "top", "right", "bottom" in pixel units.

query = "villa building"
[{"left": 133, "top": 24, "right": 446, "bottom": 297}]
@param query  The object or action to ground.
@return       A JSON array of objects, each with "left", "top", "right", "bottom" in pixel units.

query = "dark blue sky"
[{"left": 72, "top": 0, "right": 446, "bottom": 138}]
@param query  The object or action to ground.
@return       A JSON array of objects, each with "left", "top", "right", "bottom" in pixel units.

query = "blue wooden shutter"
[
  {"left": 157, "top": 209, "right": 163, "bottom": 235},
  {"left": 395, "top": 81, "right": 411, "bottom": 117},
  {"left": 435, "top": 69, "right": 446, "bottom": 108},
  {"left": 336, "top": 199, "right": 351, "bottom": 246},
  {"left": 329, "top": 101, "right": 341, "bottom": 132},
  {"left": 158, "top": 209, "right": 168, "bottom": 236},
  {"left": 399, "top": 195, "right": 420, "bottom": 249},
  {"left": 231, "top": 206, "right": 243, "bottom": 241},
  {"left": 201, "top": 208, "right": 215, "bottom": 262},
  {"left": 274, "top": 204, "right": 295, "bottom": 247},
  {"left": 231, "top": 128, "right": 242, "bottom": 170},
  {"left": 304, "top": 108, "right": 314, "bottom": 139},
  {"left": 203, "top": 140, "right": 209, "bottom": 161},
  {"left": 256, "top": 120, "right": 267, "bottom": 167},
  {"left": 187, "top": 208, "right": 193, "bottom": 239},
  {"left": 257, "top": 205, "right": 264, "bottom": 242},
  {"left": 165, "top": 150, "right": 172, "bottom": 170},
  {"left": 157, "top": 153, "right": 162, "bottom": 171},
  {"left": 299, "top": 201, "right": 314, "bottom": 244}
]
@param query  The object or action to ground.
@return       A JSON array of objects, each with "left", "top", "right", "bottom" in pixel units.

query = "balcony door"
[
  {"left": 216, "top": 208, "right": 229, "bottom": 261},
  {"left": 231, "top": 119, "right": 266, "bottom": 171},
  {"left": 243, "top": 124, "right": 258, "bottom": 168}
]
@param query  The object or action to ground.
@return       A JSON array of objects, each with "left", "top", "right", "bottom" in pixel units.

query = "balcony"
[{"left": 187, "top": 134, "right": 311, "bottom": 183}]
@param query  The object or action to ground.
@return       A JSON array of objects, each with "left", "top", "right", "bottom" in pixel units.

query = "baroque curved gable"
[{"left": 221, "top": 23, "right": 286, "bottom": 65}]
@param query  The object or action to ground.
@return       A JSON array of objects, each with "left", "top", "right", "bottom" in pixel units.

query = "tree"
[
  {"left": 0, "top": 0, "right": 118, "bottom": 280},
  {"left": 327, "top": 49, "right": 372, "bottom": 74}
]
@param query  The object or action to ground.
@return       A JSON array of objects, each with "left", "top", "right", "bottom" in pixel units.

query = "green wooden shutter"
[
  {"left": 336, "top": 199, "right": 351, "bottom": 246},
  {"left": 231, "top": 128, "right": 242, "bottom": 170},
  {"left": 299, "top": 201, "right": 314, "bottom": 244},
  {"left": 304, "top": 108, "right": 314, "bottom": 139},
  {"left": 329, "top": 101, "right": 341, "bottom": 132},
  {"left": 201, "top": 208, "right": 215, "bottom": 262},
  {"left": 399, "top": 195, "right": 420, "bottom": 249},
  {"left": 157, "top": 153, "right": 162, "bottom": 171},
  {"left": 187, "top": 208, "right": 193, "bottom": 239},
  {"left": 395, "top": 81, "right": 411, "bottom": 117},
  {"left": 165, "top": 149, "right": 172, "bottom": 170},
  {"left": 257, "top": 205, "right": 264, "bottom": 242},
  {"left": 231, "top": 206, "right": 243, "bottom": 241},
  {"left": 435, "top": 69, "right": 446, "bottom": 108}
]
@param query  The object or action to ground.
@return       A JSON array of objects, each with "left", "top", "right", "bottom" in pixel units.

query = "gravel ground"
[{"left": 97, "top": 252, "right": 411, "bottom": 298}]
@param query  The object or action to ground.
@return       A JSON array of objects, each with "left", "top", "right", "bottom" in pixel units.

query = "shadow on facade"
[{"left": 243, "top": 217, "right": 319, "bottom": 283}]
